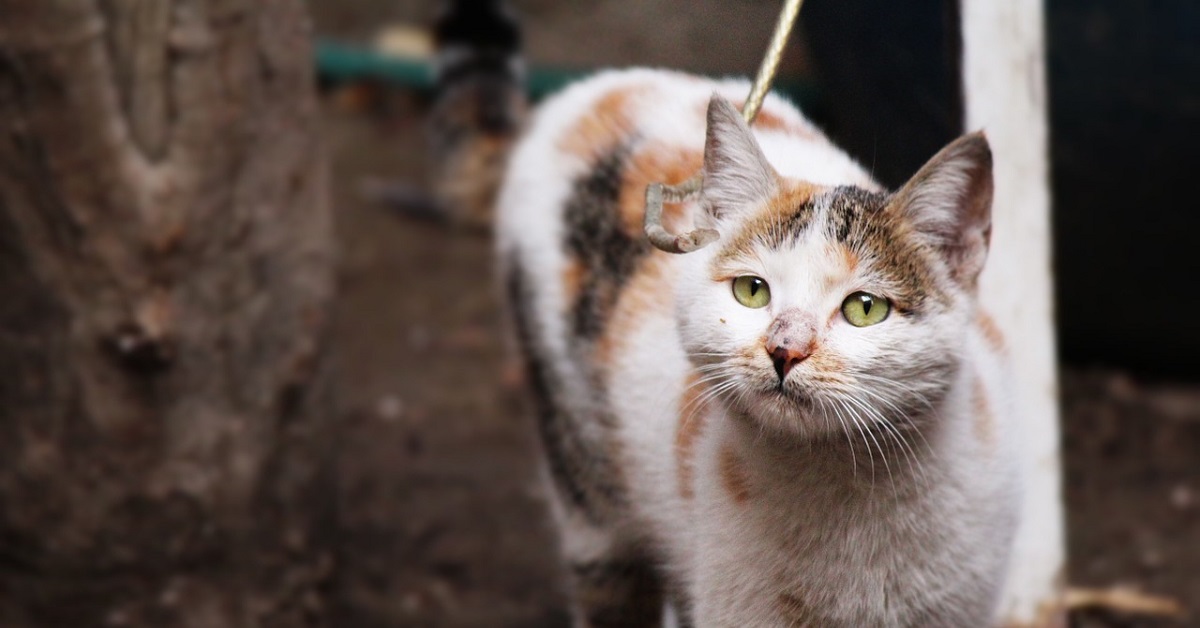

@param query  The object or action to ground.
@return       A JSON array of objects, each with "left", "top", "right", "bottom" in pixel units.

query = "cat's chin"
[{"left": 733, "top": 384, "right": 842, "bottom": 438}]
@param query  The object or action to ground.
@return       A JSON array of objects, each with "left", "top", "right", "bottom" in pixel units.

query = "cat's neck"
[{"left": 716, "top": 388, "right": 963, "bottom": 503}]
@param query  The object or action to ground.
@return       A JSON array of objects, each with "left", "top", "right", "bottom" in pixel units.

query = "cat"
[
  {"left": 440, "top": 6, "right": 1020, "bottom": 625},
  {"left": 493, "top": 67, "right": 1020, "bottom": 627},
  {"left": 427, "top": 0, "right": 527, "bottom": 229}
]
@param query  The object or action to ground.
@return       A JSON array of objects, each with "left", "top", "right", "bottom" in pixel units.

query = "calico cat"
[
  {"left": 494, "top": 67, "right": 1019, "bottom": 627},
  {"left": 440, "top": 6, "right": 1022, "bottom": 622}
]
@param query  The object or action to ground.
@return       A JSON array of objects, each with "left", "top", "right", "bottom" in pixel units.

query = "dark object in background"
[
  {"left": 805, "top": 0, "right": 1200, "bottom": 377},
  {"left": 1048, "top": 0, "right": 1200, "bottom": 376},
  {"left": 429, "top": 0, "right": 528, "bottom": 228},
  {"left": 433, "top": 0, "right": 524, "bottom": 134},
  {"left": 803, "top": 0, "right": 962, "bottom": 190}
]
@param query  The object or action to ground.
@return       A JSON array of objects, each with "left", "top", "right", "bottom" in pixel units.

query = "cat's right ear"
[
  {"left": 701, "top": 94, "right": 778, "bottom": 223},
  {"left": 888, "top": 132, "right": 994, "bottom": 288}
]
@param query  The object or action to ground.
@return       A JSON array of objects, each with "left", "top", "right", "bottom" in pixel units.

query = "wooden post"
[{"left": 960, "top": 0, "right": 1067, "bottom": 625}]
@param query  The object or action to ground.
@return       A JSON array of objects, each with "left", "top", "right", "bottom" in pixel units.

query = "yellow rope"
[
  {"left": 645, "top": 0, "right": 805, "bottom": 251},
  {"left": 744, "top": 0, "right": 804, "bottom": 125}
]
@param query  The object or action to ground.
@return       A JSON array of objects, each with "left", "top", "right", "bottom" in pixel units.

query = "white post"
[{"left": 960, "top": 1, "right": 1066, "bottom": 626}]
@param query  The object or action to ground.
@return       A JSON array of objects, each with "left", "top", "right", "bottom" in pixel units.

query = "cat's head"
[{"left": 675, "top": 94, "right": 993, "bottom": 438}]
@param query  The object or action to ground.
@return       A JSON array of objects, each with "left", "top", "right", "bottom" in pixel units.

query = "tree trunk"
[{"left": 0, "top": 1, "right": 333, "bottom": 626}]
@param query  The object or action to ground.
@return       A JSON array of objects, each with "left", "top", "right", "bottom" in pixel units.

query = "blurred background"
[{"left": 308, "top": 1, "right": 1200, "bottom": 626}]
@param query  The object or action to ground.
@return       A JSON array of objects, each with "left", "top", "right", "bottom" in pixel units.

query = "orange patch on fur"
[
  {"left": 593, "top": 256, "right": 674, "bottom": 372},
  {"left": 816, "top": 242, "right": 859, "bottom": 294},
  {"left": 719, "top": 445, "right": 752, "bottom": 504},
  {"left": 766, "top": 180, "right": 823, "bottom": 215},
  {"left": 973, "top": 375, "right": 995, "bottom": 448},
  {"left": 750, "top": 108, "right": 790, "bottom": 132},
  {"left": 559, "top": 86, "right": 646, "bottom": 158},
  {"left": 698, "top": 100, "right": 821, "bottom": 140},
  {"left": 617, "top": 144, "right": 704, "bottom": 237},
  {"left": 977, "top": 311, "right": 1006, "bottom": 353},
  {"left": 435, "top": 133, "right": 517, "bottom": 227},
  {"left": 716, "top": 180, "right": 826, "bottom": 264},
  {"left": 676, "top": 371, "right": 710, "bottom": 501},
  {"left": 841, "top": 245, "right": 860, "bottom": 273},
  {"left": 561, "top": 258, "right": 586, "bottom": 305},
  {"left": 969, "top": 379, "right": 998, "bottom": 451}
]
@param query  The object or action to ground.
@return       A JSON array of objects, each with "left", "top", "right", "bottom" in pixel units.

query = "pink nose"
[
  {"left": 766, "top": 309, "right": 817, "bottom": 382},
  {"left": 768, "top": 343, "right": 811, "bottom": 382}
]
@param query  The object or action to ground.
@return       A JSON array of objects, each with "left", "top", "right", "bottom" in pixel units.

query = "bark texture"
[{"left": 0, "top": 1, "right": 334, "bottom": 626}]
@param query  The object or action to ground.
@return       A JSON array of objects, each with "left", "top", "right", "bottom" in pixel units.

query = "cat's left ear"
[
  {"left": 700, "top": 94, "right": 779, "bottom": 223},
  {"left": 888, "top": 132, "right": 994, "bottom": 287}
]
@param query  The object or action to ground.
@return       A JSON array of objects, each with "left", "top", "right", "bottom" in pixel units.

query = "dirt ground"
[
  {"left": 324, "top": 95, "right": 567, "bottom": 627},
  {"left": 321, "top": 93, "right": 1200, "bottom": 627},
  {"left": 1063, "top": 370, "right": 1200, "bottom": 628}
]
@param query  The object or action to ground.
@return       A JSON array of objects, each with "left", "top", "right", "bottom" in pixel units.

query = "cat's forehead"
[
  {"left": 712, "top": 184, "right": 946, "bottom": 312},
  {"left": 713, "top": 184, "right": 887, "bottom": 261}
]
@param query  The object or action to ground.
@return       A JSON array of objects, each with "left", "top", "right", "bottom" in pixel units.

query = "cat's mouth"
[
  {"left": 729, "top": 382, "right": 834, "bottom": 436},
  {"left": 775, "top": 381, "right": 818, "bottom": 407},
  {"left": 703, "top": 365, "right": 829, "bottom": 431},
  {"left": 741, "top": 375, "right": 818, "bottom": 413},
  {"left": 774, "top": 378, "right": 802, "bottom": 398}
]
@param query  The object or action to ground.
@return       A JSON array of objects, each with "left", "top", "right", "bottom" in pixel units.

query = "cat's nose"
[
  {"left": 768, "top": 343, "right": 811, "bottom": 382},
  {"left": 766, "top": 309, "right": 817, "bottom": 382}
]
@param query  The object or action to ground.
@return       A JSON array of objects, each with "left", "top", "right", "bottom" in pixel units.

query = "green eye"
[
  {"left": 732, "top": 276, "right": 771, "bottom": 308},
  {"left": 842, "top": 291, "right": 890, "bottom": 327}
]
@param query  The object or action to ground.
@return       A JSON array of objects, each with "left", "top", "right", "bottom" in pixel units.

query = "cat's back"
[
  {"left": 496, "top": 68, "right": 746, "bottom": 262},
  {"left": 496, "top": 68, "right": 859, "bottom": 243}
]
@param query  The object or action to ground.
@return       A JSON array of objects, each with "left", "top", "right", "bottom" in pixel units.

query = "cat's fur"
[{"left": 495, "top": 67, "right": 1019, "bottom": 627}]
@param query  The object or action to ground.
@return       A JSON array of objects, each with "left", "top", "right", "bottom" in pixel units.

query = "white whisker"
[{"left": 843, "top": 395, "right": 896, "bottom": 497}]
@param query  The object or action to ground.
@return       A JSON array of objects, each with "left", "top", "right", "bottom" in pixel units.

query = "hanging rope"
[{"left": 644, "top": 0, "right": 804, "bottom": 253}]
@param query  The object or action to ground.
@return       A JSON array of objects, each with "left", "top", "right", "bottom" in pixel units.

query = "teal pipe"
[
  {"left": 316, "top": 41, "right": 434, "bottom": 89},
  {"left": 315, "top": 40, "right": 819, "bottom": 109}
]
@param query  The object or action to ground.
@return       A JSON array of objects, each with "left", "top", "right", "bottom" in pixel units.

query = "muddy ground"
[{"left": 314, "top": 4, "right": 1200, "bottom": 627}]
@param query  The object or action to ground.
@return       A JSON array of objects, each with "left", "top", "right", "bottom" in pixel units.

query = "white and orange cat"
[
  {"left": 433, "top": 1, "right": 1024, "bottom": 624},
  {"left": 492, "top": 65, "right": 1019, "bottom": 627}
]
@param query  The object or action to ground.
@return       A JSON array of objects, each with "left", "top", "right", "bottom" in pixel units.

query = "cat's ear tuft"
[
  {"left": 889, "top": 131, "right": 994, "bottom": 287},
  {"left": 701, "top": 93, "right": 778, "bottom": 222}
]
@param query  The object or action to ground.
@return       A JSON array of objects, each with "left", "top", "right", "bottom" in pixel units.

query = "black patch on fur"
[
  {"left": 563, "top": 145, "right": 649, "bottom": 341},
  {"left": 504, "top": 255, "right": 624, "bottom": 522},
  {"left": 824, "top": 185, "right": 877, "bottom": 242},
  {"left": 569, "top": 558, "right": 665, "bottom": 627},
  {"left": 759, "top": 198, "right": 818, "bottom": 251},
  {"left": 780, "top": 200, "right": 818, "bottom": 234},
  {"left": 822, "top": 186, "right": 942, "bottom": 315}
]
